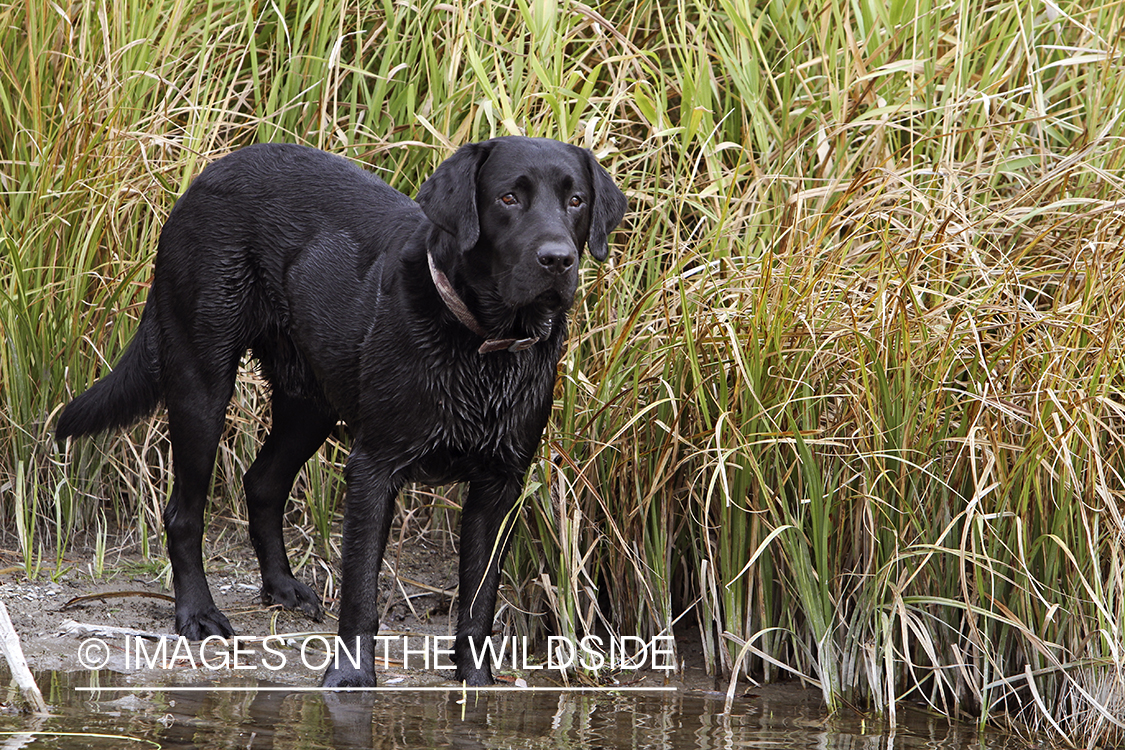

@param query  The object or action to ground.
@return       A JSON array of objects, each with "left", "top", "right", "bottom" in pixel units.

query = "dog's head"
[{"left": 416, "top": 137, "right": 627, "bottom": 323}]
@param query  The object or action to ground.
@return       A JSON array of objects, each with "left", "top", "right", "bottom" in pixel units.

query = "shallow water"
[{"left": 1, "top": 671, "right": 1029, "bottom": 750}]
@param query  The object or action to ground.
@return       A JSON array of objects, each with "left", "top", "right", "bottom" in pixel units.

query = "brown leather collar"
[{"left": 427, "top": 252, "right": 541, "bottom": 354}]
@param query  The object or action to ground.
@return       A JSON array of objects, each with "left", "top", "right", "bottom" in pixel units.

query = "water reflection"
[{"left": 0, "top": 671, "right": 1025, "bottom": 750}]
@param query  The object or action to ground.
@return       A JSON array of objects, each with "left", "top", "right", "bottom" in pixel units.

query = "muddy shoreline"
[{"left": 0, "top": 528, "right": 740, "bottom": 696}]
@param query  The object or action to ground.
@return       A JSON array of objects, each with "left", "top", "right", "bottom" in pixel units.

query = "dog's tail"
[{"left": 56, "top": 301, "right": 163, "bottom": 440}]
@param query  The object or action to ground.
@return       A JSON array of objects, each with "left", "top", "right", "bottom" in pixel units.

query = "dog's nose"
[{"left": 537, "top": 242, "right": 577, "bottom": 275}]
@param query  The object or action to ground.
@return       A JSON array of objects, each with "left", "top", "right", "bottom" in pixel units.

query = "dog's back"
[{"left": 58, "top": 144, "right": 422, "bottom": 438}]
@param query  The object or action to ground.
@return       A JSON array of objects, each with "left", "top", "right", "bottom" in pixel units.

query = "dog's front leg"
[
  {"left": 321, "top": 447, "right": 402, "bottom": 688},
  {"left": 454, "top": 474, "right": 525, "bottom": 686}
]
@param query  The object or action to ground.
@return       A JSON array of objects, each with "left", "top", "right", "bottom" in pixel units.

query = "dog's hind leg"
[
  {"left": 161, "top": 345, "right": 241, "bottom": 640},
  {"left": 454, "top": 474, "right": 525, "bottom": 686},
  {"left": 245, "top": 392, "right": 336, "bottom": 620}
]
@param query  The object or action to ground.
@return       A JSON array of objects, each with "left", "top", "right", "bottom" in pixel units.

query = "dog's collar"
[{"left": 426, "top": 252, "right": 541, "bottom": 354}]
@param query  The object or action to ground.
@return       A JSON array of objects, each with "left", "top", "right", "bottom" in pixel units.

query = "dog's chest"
[
  {"left": 387, "top": 348, "right": 555, "bottom": 482},
  {"left": 433, "top": 354, "right": 547, "bottom": 446}
]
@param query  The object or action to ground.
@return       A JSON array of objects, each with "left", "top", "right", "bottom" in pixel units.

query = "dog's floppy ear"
[
  {"left": 416, "top": 142, "right": 493, "bottom": 253},
  {"left": 583, "top": 150, "right": 628, "bottom": 262}
]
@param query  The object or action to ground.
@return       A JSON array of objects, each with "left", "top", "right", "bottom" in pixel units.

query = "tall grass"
[{"left": 3, "top": 0, "right": 1124, "bottom": 743}]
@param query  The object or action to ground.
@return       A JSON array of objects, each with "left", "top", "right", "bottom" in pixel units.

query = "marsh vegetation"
[{"left": 2, "top": 0, "right": 1123, "bottom": 744}]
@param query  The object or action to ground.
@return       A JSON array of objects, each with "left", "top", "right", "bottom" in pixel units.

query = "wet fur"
[{"left": 56, "top": 137, "right": 627, "bottom": 687}]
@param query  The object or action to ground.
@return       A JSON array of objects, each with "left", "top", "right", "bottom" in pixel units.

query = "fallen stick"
[
  {"left": 57, "top": 619, "right": 169, "bottom": 641},
  {"left": 0, "top": 598, "right": 49, "bottom": 714}
]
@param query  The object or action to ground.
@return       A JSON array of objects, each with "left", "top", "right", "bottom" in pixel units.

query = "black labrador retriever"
[{"left": 56, "top": 137, "right": 627, "bottom": 686}]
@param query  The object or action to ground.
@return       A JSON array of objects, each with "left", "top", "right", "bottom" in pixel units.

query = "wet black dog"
[{"left": 57, "top": 137, "right": 627, "bottom": 686}]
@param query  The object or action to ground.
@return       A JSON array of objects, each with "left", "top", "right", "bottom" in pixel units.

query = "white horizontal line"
[{"left": 77, "top": 685, "right": 677, "bottom": 693}]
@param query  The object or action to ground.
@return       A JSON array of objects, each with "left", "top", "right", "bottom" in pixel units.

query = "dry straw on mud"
[{"left": 2, "top": 0, "right": 1124, "bottom": 745}]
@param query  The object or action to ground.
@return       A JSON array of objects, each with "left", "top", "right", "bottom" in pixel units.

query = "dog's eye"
[
  {"left": 568, "top": 195, "right": 584, "bottom": 208},
  {"left": 500, "top": 193, "right": 519, "bottom": 206}
]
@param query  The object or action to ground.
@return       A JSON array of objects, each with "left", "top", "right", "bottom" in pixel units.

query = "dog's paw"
[
  {"left": 454, "top": 666, "right": 495, "bottom": 687},
  {"left": 321, "top": 667, "right": 377, "bottom": 689},
  {"left": 261, "top": 577, "right": 323, "bottom": 621},
  {"left": 176, "top": 607, "right": 235, "bottom": 640}
]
